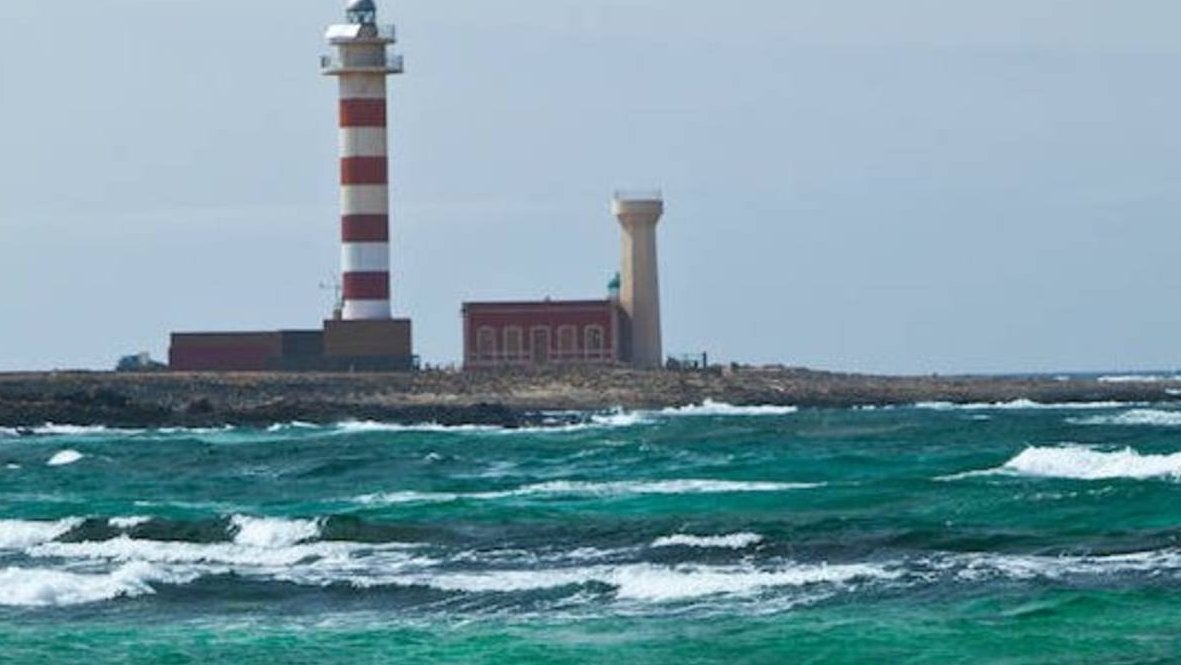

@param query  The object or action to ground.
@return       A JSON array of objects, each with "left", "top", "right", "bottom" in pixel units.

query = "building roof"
[{"left": 463, "top": 299, "right": 615, "bottom": 311}]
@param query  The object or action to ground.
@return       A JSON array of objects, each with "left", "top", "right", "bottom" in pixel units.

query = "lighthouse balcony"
[
  {"left": 321, "top": 54, "right": 404, "bottom": 75},
  {"left": 325, "top": 23, "right": 397, "bottom": 45}
]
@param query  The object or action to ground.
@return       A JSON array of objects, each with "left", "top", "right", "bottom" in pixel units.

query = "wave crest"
[
  {"left": 943, "top": 445, "right": 1181, "bottom": 481},
  {"left": 0, "top": 562, "right": 192, "bottom": 608},
  {"left": 651, "top": 533, "right": 764, "bottom": 549}
]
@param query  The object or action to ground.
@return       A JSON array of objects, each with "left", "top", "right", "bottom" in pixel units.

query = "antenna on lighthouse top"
[{"left": 346, "top": 0, "right": 377, "bottom": 24}]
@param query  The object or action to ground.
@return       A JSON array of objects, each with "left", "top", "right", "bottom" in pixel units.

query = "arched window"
[
  {"left": 557, "top": 325, "right": 578, "bottom": 357},
  {"left": 504, "top": 326, "right": 524, "bottom": 361},
  {"left": 477, "top": 326, "right": 498, "bottom": 361},
  {"left": 584, "top": 325, "right": 605, "bottom": 358}
]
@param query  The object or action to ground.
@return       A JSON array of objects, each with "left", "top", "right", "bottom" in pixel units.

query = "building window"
[
  {"left": 531, "top": 327, "right": 551, "bottom": 364},
  {"left": 585, "top": 325, "right": 605, "bottom": 358},
  {"left": 556, "top": 325, "right": 578, "bottom": 358},
  {"left": 477, "top": 326, "right": 498, "bottom": 361},
  {"left": 504, "top": 326, "right": 524, "bottom": 361}
]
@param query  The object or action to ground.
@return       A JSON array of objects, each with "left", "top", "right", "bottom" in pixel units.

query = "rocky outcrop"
[{"left": 0, "top": 367, "right": 1174, "bottom": 428}]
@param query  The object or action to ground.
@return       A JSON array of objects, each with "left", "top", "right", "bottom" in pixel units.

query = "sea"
[{"left": 3, "top": 398, "right": 1181, "bottom": 663}]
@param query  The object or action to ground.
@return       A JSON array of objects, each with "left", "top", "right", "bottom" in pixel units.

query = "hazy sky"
[{"left": 2, "top": 1, "right": 1180, "bottom": 374}]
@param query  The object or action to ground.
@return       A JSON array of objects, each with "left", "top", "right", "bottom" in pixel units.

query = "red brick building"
[{"left": 462, "top": 300, "right": 622, "bottom": 369}]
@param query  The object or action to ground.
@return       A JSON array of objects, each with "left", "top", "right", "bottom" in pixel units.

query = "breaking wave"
[
  {"left": 355, "top": 479, "right": 821, "bottom": 505},
  {"left": 0, "top": 563, "right": 194, "bottom": 608},
  {"left": 941, "top": 445, "right": 1181, "bottom": 481},
  {"left": 916, "top": 400, "right": 1129, "bottom": 411},
  {"left": 47, "top": 450, "right": 84, "bottom": 466},
  {"left": 1097, "top": 374, "right": 1181, "bottom": 384},
  {"left": 659, "top": 401, "right": 798, "bottom": 417},
  {"left": 0, "top": 518, "right": 83, "bottom": 549},
  {"left": 1070, "top": 409, "right": 1181, "bottom": 427},
  {"left": 651, "top": 533, "right": 765, "bottom": 549}
]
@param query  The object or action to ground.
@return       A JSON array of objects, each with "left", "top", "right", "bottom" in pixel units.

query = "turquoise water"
[{"left": 3, "top": 401, "right": 1181, "bottom": 663}]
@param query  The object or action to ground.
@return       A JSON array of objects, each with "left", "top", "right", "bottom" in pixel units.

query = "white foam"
[
  {"left": 108, "top": 516, "right": 152, "bottom": 530},
  {"left": 916, "top": 400, "right": 1128, "bottom": 411},
  {"left": 660, "top": 400, "right": 798, "bottom": 417},
  {"left": 0, "top": 518, "right": 83, "bottom": 549},
  {"left": 30, "top": 535, "right": 362, "bottom": 568},
  {"left": 356, "top": 479, "right": 820, "bottom": 505},
  {"left": 47, "top": 450, "right": 83, "bottom": 466},
  {"left": 1098, "top": 374, "right": 1181, "bottom": 384},
  {"left": 415, "top": 561, "right": 892, "bottom": 602},
  {"left": 942, "top": 445, "right": 1181, "bottom": 482},
  {"left": 0, "top": 562, "right": 193, "bottom": 608},
  {"left": 230, "top": 515, "right": 320, "bottom": 548},
  {"left": 651, "top": 533, "right": 765, "bottom": 549},
  {"left": 5, "top": 464, "right": 19, "bottom": 470},
  {"left": 335, "top": 421, "right": 500, "bottom": 435},
  {"left": 1070, "top": 409, "right": 1181, "bottom": 427},
  {"left": 944, "top": 549, "right": 1181, "bottom": 582},
  {"left": 33, "top": 424, "right": 127, "bottom": 437},
  {"left": 266, "top": 421, "right": 320, "bottom": 433}
]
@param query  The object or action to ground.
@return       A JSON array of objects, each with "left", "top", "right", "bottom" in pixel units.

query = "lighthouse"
[
  {"left": 322, "top": 0, "right": 403, "bottom": 321},
  {"left": 613, "top": 193, "right": 665, "bottom": 369}
]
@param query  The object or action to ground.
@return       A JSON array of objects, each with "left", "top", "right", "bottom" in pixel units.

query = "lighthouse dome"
[{"left": 347, "top": 0, "right": 376, "bottom": 11}]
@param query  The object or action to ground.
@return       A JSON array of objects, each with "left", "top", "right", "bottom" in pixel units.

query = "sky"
[{"left": 2, "top": 0, "right": 1181, "bottom": 375}]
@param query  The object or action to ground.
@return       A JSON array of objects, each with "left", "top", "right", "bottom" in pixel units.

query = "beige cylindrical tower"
[{"left": 613, "top": 192, "right": 665, "bottom": 369}]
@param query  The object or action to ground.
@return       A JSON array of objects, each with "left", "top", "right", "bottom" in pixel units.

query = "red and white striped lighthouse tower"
[{"left": 322, "top": 0, "right": 404, "bottom": 321}]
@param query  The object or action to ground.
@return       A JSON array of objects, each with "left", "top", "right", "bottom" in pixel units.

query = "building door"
[{"left": 531, "top": 327, "right": 551, "bottom": 365}]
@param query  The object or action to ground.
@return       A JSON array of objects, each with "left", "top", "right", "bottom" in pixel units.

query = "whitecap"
[
  {"left": 335, "top": 421, "right": 503, "bottom": 435},
  {"left": 229, "top": 515, "right": 321, "bottom": 548},
  {"left": 659, "top": 400, "right": 798, "bottom": 417},
  {"left": 1097, "top": 374, "right": 1181, "bottom": 384},
  {"left": 651, "top": 533, "right": 765, "bottom": 549},
  {"left": 28, "top": 535, "right": 417, "bottom": 569},
  {"left": 33, "top": 424, "right": 130, "bottom": 437},
  {"left": 0, "top": 562, "right": 194, "bottom": 608},
  {"left": 1070, "top": 409, "right": 1181, "bottom": 427},
  {"left": 940, "top": 444, "right": 1181, "bottom": 482},
  {"left": 47, "top": 450, "right": 83, "bottom": 466},
  {"left": 0, "top": 518, "right": 83, "bottom": 549},
  {"left": 915, "top": 400, "right": 1129, "bottom": 411},
  {"left": 108, "top": 516, "right": 152, "bottom": 530},
  {"left": 355, "top": 479, "right": 821, "bottom": 505},
  {"left": 408, "top": 561, "right": 893, "bottom": 602}
]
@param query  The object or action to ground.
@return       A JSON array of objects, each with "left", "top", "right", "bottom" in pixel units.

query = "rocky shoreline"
[{"left": 0, "top": 367, "right": 1176, "bottom": 429}]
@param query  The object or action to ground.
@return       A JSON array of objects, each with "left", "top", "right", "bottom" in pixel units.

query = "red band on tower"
[
  {"left": 343, "top": 272, "right": 391, "bottom": 300},
  {"left": 342, "top": 215, "right": 390, "bottom": 242},
  {"left": 341, "top": 157, "right": 389, "bottom": 185},
  {"left": 339, "top": 99, "right": 387, "bottom": 127}
]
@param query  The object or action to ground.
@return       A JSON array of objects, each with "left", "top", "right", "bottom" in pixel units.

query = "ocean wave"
[
  {"left": 47, "top": 449, "right": 84, "bottom": 466},
  {"left": 108, "top": 516, "right": 152, "bottom": 530},
  {"left": 915, "top": 400, "right": 1129, "bottom": 411},
  {"left": 398, "top": 561, "right": 891, "bottom": 602},
  {"left": 229, "top": 515, "right": 320, "bottom": 548},
  {"left": 658, "top": 401, "right": 798, "bottom": 417},
  {"left": 334, "top": 421, "right": 503, "bottom": 435},
  {"left": 651, "top": 533, "right": 764, "bottom": 549},
  {"left": 28, "top": 535, "right": 420, "bottom": 570},
  {"left": 932, "top": 549, "right": 1181, "bottom": 582},
  {"left": 0, "top": 518, "right": 83, "bottom": 549},
  {"left": 355, "top": 479, "right": 821, "bottom": 506},
  {"left": 0, "top": 562, "right": 194, "bottom": 608},
  {"left": 1097, "top": 374, "right": 1181, "bottom": 384},
  {"left": 940, "top": 445, "right": 1181, "bottom": 481},
  {"left": 1069, "top": 409, "right": 1181, "bottom": 427}
]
